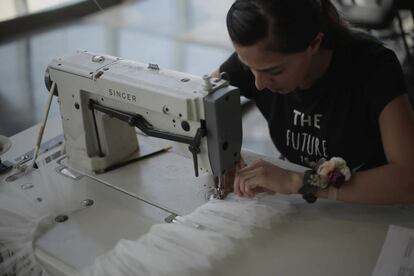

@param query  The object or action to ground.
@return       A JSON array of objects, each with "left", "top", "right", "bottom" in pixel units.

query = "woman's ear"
[{"left": 309, "top": 32, "right": 324, "bottom": 55}]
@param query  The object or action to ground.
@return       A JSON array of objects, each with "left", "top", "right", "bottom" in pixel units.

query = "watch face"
[{"left": 303, "top": 192, "right": 317, "bottom": 203}]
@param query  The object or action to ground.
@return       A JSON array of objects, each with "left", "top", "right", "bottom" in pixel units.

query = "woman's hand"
[
  {"left": 210, "top": 69, "right": 220, "bottom": 78},
  {"left": 215, "top": 158, "right": 247, "bottom": 197},
  {"left": 234, "top": 159, "right": 302, "bottom": 197}
]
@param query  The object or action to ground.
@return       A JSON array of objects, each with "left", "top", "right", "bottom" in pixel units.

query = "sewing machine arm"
[{"left": 89, "top": 99, "right": 206, "bottom": 176}]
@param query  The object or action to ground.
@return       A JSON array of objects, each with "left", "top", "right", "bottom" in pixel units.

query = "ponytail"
[{"left": 320, "top": 0, "right": 349, "bottom": 48}]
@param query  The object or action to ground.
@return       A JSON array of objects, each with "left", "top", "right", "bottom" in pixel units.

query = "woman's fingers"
[
  {"left": 233, "top": 159, "right": 271, "bottom": 197},
  {"left": 238, "top": 157, "right": 247, "bottom": 169},
  {"left": 244, "top": 178, "right": 258, "bottom": 197},
  {"left": 234, "top": 174, "right": 242, "bottom": 196},
  {"left": 237, "top": 159, "right": 263, "bottom": 174},
  {"left": 238, "top": 171, "right": 259, "bottom": 197}
]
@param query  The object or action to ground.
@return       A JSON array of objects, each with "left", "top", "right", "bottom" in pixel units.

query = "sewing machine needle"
[{"left": 214, "top": 175, "right": 225, "bottom": 199}]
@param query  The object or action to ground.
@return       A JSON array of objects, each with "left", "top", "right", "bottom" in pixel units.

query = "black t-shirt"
[{"left": 220, "top": 32, "right": 407, "bottom": 170}]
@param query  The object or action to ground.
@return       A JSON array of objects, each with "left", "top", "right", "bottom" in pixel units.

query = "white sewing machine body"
[{"left": 46, "top": 50, "right": 242, "bottom": 178}]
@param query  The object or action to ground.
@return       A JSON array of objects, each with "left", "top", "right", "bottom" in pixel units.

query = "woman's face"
[{"left": 234, "top": 40, "right": 316, "bottom": 94}]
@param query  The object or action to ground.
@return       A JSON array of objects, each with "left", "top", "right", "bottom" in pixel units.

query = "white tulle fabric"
[
  {"left": 0, "top": 165, "right": 293, "bottom": 276},
  {"left": 77, "top": 194, "right": 292, "bottom": 276}
]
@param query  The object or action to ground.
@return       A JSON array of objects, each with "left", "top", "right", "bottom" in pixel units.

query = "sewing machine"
[
  {"left": 0, "top": 51, "right": 246, "bottom": 275},
  {"left": 45, "top": 50, "right": 242, "bottom": 198}
]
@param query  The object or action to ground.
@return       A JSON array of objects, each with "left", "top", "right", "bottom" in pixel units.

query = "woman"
[{"left": 215, "top": 0, "right": 414, "bottom": 204}]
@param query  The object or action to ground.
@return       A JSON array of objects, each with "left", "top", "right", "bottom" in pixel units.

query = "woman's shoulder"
[
  {"left": 330, "top": 29, "right": 401, "bottom": 85},
  {"left": 338, "top": 29, "right": 398, "bottom": 66}
]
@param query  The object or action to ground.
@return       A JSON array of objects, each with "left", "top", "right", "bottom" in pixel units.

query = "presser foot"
[
  {"left": 210, "top": 188, "right": 225, "bottom": 200},
  {"left": 211, "top": 176, "right": 226, "bottom": 200}
]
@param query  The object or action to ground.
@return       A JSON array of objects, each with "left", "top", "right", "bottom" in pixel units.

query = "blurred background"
[{"left": 0, "top": 0, "right": 413, "bottom": 157}]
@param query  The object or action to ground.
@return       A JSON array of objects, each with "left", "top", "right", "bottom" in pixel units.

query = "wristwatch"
[{"left": 298, "top": 170, "right": 320, "bottom": 203}]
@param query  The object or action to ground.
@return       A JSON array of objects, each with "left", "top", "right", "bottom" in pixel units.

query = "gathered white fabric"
[
  {"left": 77, "top": 193, "right": 293, "bottom": 276},
  {"left": 0, "top": 164, "right": 293, "bottom": 276}
]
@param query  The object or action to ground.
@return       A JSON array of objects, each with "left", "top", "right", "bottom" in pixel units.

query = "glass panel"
[{"left": 0, "top": 0, "right": 85, "bottom": 22}]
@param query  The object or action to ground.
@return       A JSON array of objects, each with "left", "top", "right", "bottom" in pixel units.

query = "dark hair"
[{"left": 226, "top": 0, "right": 349, "bottom": 53}]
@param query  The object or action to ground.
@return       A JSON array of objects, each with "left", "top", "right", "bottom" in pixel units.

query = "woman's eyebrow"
[
  {"left": 237, "top": 57, "right": 284, "bottom": 72},
  {"left": 256, "top": 65, "right": 284, "bottom": 73}
]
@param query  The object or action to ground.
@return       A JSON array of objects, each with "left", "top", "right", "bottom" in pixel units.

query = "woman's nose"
[{"left": 254, "top": 72, "right": 269, "bottom": 91}]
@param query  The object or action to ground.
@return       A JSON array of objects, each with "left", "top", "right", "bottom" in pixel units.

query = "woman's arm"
[
  {"left": 235, "top": 94, "right": 414, "bottom": 204},
  {"left": 318, "top": 94, "right": 414, "bottom": 204}
]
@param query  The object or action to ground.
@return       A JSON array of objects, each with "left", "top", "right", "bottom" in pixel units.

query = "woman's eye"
[{"left": 269, "top": 70, "right": 282, "bottom": 76}]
